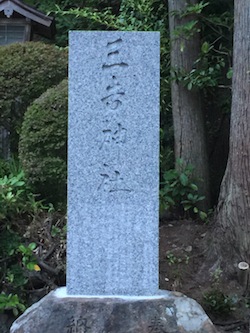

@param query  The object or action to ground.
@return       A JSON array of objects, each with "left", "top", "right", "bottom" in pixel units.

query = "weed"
[
  {"left": 0, "top": 293, "right": 26, "bottom": 316},
  {"left": 0, "top": 228, "right": 41, "bottom": 315},
  {"left": 51, "top": 225, "right": 66, "bottom": 239},
  {"left": 211, "top": 268, "right": 223, "bottom": 286},
  {"left": 166, "top": 251, "right": 181, "bottom": 265},
  {"left": 0, "top": 170, "right": 54, "bottom": 220},
  {"left": 18, "top": 243, "right": 41, "bottom": 271},
  {"left": 203, "top": 268, "right": 236, "bottom": 315},
  {"left": 160, "top": 159, "right": 207, "bottom": 220},
  {"left": 203, "top": 290, "right": 236, "bottom": 315},
  {"left": 166, "top": 251, "right": 190, "bottom": 266}
]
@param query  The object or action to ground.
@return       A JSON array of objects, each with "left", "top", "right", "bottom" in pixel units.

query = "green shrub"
[
  {"left": 19, "top": 79, "right": 68, "bottom": 204},
  {"left": 0, "top": 293, "right": 26, "bottom": 316},
  {"left": 0, "top": 228, "right": 40, "bottom": 316},
  {"left": 160, "top": 159, "right": 207, "bottom": 220},
  {"left": 0, "top": 170, "right": 52, "bottom": 220},
  {"left": 0, "top": 157, "right": 22, "bottom": 178},
  {"left": 0, "top": 42, "right": 68, "bottom": 152}
]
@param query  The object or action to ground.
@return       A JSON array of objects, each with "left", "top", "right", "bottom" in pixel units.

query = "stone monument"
[
  {"left": 10, "top": 31, "right": 217, "bottom": 333},
  {"left": 67, "top": 31, "right": 160, "bottom": 296}
]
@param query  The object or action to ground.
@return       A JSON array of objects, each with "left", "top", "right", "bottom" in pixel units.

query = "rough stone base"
[{"left": 10, "top": 288, "right": 216, "bottom": 333}]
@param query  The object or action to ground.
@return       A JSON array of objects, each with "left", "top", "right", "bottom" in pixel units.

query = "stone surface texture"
[
  {"left": 68, "top": 31, "right": 160, "bottom": 295},
  {"left": 10, "top": 288, "right": 217, "bottom": 333}
]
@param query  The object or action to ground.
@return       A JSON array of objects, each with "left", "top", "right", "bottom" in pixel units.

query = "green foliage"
[
  {"left": 173, "top": 20, "right": 200, "bottom": 41},
  {"left": 0, "top": 157, "right": 23, "bottom": 177},
  {"left": 171, "top": 1, "right": 209, "bottom": 18},
  {"left": 170, "top": 1, "right": 232, "bottom": 92},
  {"left": 203, "top": 290, "right": 235, "bottom": 315},
  {"left": 166, "top": 251, "right": 189, "bottom": 266},
  {"left": 0, "top": 293, "right": 26, "bottom": 316},
  {"left": 18, "top": 243, "right": 40, "bottom": 271},
  {"left": 0, "top": 166, "right": 55, "bottom": 314},
  {"left": 160, "top": 159, "right": 207, "bottom": 220},
  {"left": 0, "top": 171, "right": 26, "bottom": 220},
  {"left": 203, "top": 268, "right": 236, "bottom": 315},
  {"left": 19, "top": 80, "right": 68, "bottom": 205},
  {"left": 0, "top": 227, "right": 20, "bottom": 257},
  {"left": 0, "top": 228, "right": 40, "bottom": 315},
  {"left": 56, "top": 0, "right": 167, "bottom": 32},
  {"left": 172, "top": 39, "right": 228, "bottom": 90},
  {"left": 0, "top": 42, "right": 68, "bottom": 152},
  {"left": 0, "top": 159, "right": 10, "bottom": 177},
  {"left": 24, "top": 0, "right": 120, "bottom": 46},
  {"left": 51, "top": 225, "right": 67, "bottom": 239},
  {"left": 170, "top": 2, "right": 209, "bottom": 47},
  {"left": 0, "top": 170, "right": 51, "bottom": 220}
]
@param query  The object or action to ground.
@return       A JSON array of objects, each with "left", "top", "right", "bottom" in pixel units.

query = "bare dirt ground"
[{"left": 159, "top": 217, "right": 250, "bottom": 332}]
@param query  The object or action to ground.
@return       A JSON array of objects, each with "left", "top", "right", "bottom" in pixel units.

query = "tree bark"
[
  {"left": 168, "top": 0, "right": 210, "bottom": 210},
  {"left": 214, "top": 0, "right": 250, "bottom": 265}
]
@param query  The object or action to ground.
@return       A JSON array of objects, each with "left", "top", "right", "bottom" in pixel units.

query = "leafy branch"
[
  {"left": 55, "top": 0, "right": 167, "bottom": 32},
  {"left": 170, "top": 1, "right": 209, "bottom": 19}
]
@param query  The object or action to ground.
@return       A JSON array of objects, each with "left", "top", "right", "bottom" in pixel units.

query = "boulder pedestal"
[{"left": 10, "top": 288, "right": 217, "bottom": 333}]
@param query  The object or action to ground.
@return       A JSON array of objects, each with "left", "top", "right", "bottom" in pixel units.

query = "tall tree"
[
  {"left": 214, "top": 0, "right": 250, "bottom": 265},
  {"left": 168, "top": 0, "right": 210, "bottom": 209}
]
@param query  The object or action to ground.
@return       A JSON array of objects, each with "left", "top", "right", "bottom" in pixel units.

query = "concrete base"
[{"left": 10, "top": 288, "right": 217, "bottom": 333}]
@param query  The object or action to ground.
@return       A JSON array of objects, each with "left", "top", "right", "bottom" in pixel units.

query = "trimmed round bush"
[
  {"left": 0, "top": 42, "right": 68, "bottom": 152},
  {"left": 19, "top": 79, "right": 68, "bottom": 204}
]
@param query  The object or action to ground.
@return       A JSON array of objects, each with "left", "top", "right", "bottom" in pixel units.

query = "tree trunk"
[
  {"left": 168, "top": 0, "right": 210, "bottom": 210},
  {"left": 214, "top": 0, "right": 250, "bottom": 265}
]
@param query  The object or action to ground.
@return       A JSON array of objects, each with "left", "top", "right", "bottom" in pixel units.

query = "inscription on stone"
[
  {"left": 98, "top": 163, "right": 131, "bottom": 193},
  {"left": 68, "top": 31, "right": 160, "bottom": 295},
  {"left": 66, "top": 317, "right": 91, "bottom": 333},
  {"left": 99, "top": 37, "right": 129, "bottom": 192},
  {"left": 148, "top": 317, "right": 168, "bottom": 333},
  {"left": 100, "top": 122, "right": 127, "bottom": 149},
  {"left": 101, "top": 39, "right": 128, "bottom": 110}
]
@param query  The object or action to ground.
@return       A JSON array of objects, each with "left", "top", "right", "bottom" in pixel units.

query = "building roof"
[{"left": 0, "top": 0, "right": 55, "bottom": 38}]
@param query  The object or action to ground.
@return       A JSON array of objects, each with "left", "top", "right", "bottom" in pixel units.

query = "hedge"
[
  {"left": 0, "top": 42, "right": 68, "bottom": 152},
  {"left": 19, "top": 79, "right": 68, "bottom": 204}
]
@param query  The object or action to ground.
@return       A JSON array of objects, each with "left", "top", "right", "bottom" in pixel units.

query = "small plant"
[
  {"left": 51, "top": 225, "right": 67, "bottom": 239},
  {"left": 0, "top": 293, "right": 26, "bottom": 316},
  {"left": 203, "top": 290, "right": 235, "bottom": 315},
  {"left": 166, "top": 251, "right": 181, "bottom": 265},
  {"left": 0, "top": 169, "right": 53, "bottom": 220},
  {"left": 18, "top": 243, "right": 41, "bottom": 272},
  {"left": 160, "top": 159, "right": 207, "bottom": 220},
  {"left": 211, "top": 267, "right": 223, "bottom": 286},
  {"left": 0, "top": 163, "right": 54, "bottom": 314},
  {"left": 0, "top": 171, "right": 26, "bottom": 219},
  {"left": 203, "top": 268, "right": 236, "bottom": 315},
  {"left": 0, "top": 227, "right": 42, "bottom": 315},
  {"left": 166, "top": 251, "right": 190, "bottom": 266}
]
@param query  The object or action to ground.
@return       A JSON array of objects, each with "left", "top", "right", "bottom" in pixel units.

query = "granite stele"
[{"left": 67, "top": 31, "right": 160, "bottom": 296}]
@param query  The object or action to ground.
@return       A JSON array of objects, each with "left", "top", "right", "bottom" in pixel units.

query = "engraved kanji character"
[
  {"left": 98, "top": 164, "right": 131, "bottom": 193},
  {"left": 148, "top": 317, "right": 168, "bottom": 333},
  {"left": 101, "top": 76, "right": 125, "bottom": 110},
  {"left": 100, "top": 122, "right": 127, "bottom": 149},
  {"left": 102, "top": 38, "right": 128, "bottom": 70}
]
